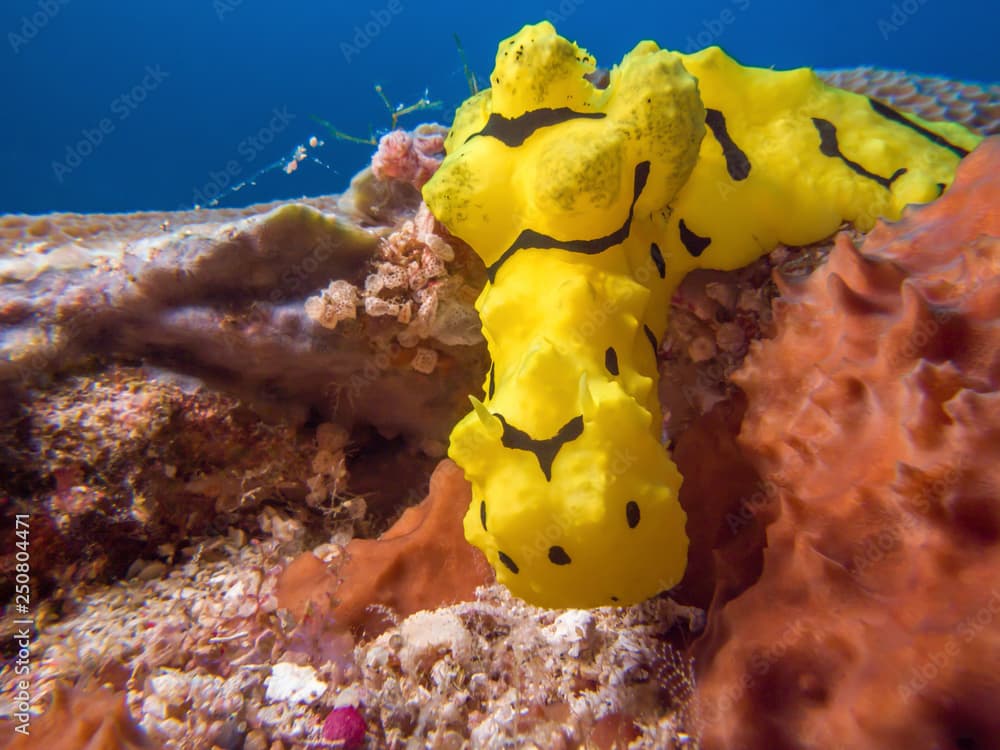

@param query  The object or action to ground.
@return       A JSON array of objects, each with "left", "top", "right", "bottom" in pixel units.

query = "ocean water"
[{"left": 1, "top": 0, "right": 996, "bottom": 215}]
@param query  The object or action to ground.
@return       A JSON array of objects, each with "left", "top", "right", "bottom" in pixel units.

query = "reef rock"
[
  {"left": 0, "top": 367, "right": 327, "bottom": 598},
  {"left": 0, "top": 143, "right": 487, "bottom": 595},
  {"left": 693, "top": 139, "right": 1000, "bottom": 749},
  {"left": 0, "top": 160, "right": 485, "bottom": 454}
]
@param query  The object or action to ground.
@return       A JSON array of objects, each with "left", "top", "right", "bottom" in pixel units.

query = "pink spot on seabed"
[{"left": 321, "top": 705, "right": 367, "bottom": 749}]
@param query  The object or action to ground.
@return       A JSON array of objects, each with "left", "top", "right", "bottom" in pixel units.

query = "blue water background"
[{"left": 1, "top": 0, "right": 996, "bottom": 214}]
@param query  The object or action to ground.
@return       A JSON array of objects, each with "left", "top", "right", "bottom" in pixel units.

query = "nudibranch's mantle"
[
  {"left": 485, "top": 161, "right": 651, "bottom": 282},
  {"left": 422, "top": 21, "right": 981, "bottom": 609}
]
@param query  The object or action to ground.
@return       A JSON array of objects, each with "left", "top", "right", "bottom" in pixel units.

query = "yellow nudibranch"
[{"left": 421, "top": 21, "right": 981, "bottom": 609}]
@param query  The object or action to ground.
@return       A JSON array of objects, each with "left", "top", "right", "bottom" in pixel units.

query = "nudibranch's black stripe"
[
  {"left": 496, "top": 413, "right": 585, "bottom": 481},
  {"left": 465, "top": 108, "right": 607, "bottom": 147},
  {"left": 678, "top": 219, "right": 711, "bottom": 257},
  {"left": 812, "top": 117, "right": 908, "bottom": 189},
  {"left": 626, "top": 500, "right": 641, "bottom": 528},
  {"left": 480, "top": 500, "right": 487, "bottom": 531},
  {"left": 643, "top": 324, "right": 659, "bottom": 360},
  {"left": 705, "top": 109, "right": 751, "bottom": 181},
  {"left": 487, "top": 363, "right": 496, "bottom": 399},
  {"left": 548, "top": 546, "right": 572, "bottom": 565},
  {"left": 605, "top": 346, "right": 620, "bottom": 376},
  {"left": 486, "top": 161, "right": 652, "bottom": 282},
  {"left": 498, "top": 551, "right": 519, "bottom": 574},
  {"left": 868, "top": 97, "right": 970, "bottom": 158},
  {"left": 650, "top": 242, "right": 666, "bottom": 278}
]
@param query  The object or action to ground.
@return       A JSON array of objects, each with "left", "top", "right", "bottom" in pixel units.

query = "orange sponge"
[{"left": 277, "top": 460, "right": 493, "bottom": 639}]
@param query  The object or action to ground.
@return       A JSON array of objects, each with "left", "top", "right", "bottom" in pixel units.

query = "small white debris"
[
  {"left": 131, "top": 559, "right": 167, "bottom": 581},
  {"left": 542, "top": 609, "right": 596, "bottom": 658},
  {"left": 398, "top": 610, "right": 472, "bottom": 674},
  {"left": 149, "top": 668, "right": 191, "bottom": 707},
  {"left": 334, "top": 685, "right": 364, "bottom": 709},
  {"left": 365, "top": 641, "right": 394, "bottom": 671},
  {"left": 265, "top": 662, "right": 328, "bottom": 705}
]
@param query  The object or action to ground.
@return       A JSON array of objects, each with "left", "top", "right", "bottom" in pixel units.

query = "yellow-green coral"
[{"left": 422, "top": 21, "right": 981, "bottom": 609}]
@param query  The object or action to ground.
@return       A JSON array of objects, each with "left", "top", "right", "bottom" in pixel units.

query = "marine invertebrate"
[
  {"left": 370, "top": 127, "right": 445, "bottom": 190},
  {"left": 423, "top": 23, "right": 703, "bottom": 609},
  {"left": 277, "top": 459, "right": 493, "bottom": 639},
  {"left": 694, "top": 139, "right": 1000, "bottom": 750},
  {"left": 306, "top": 201, "right": 485, "bottom": 354},
  {"left": 2, "top": 682, "right": 155, "bottom": 750},
  {"left": 421, "top": 21, "right": 980, "bottom": 608}
]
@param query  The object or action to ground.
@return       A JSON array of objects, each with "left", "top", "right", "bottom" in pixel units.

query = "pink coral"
[{"left": 371, "top": 129, "right": 445, "bottom": 189}]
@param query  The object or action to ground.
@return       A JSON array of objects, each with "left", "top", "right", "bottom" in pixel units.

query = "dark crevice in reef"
[{"left": 345, "top": 428, "right": 442, "bottom": 535}]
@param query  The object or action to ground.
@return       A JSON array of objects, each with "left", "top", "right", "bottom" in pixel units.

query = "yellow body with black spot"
[{"left": 421, "top": 21, "right": 981, "bottom": 609}]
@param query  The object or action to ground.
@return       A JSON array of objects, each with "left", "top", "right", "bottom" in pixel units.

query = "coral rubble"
[
  {"left": 354, "top": 587, "right": 700, "bottom": 749},
  {"left": 0, "top": 368, "right": 334, "bottom": 602},
  {"left": 3, "top": 512, "right": 699, "bottom": 748}
]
